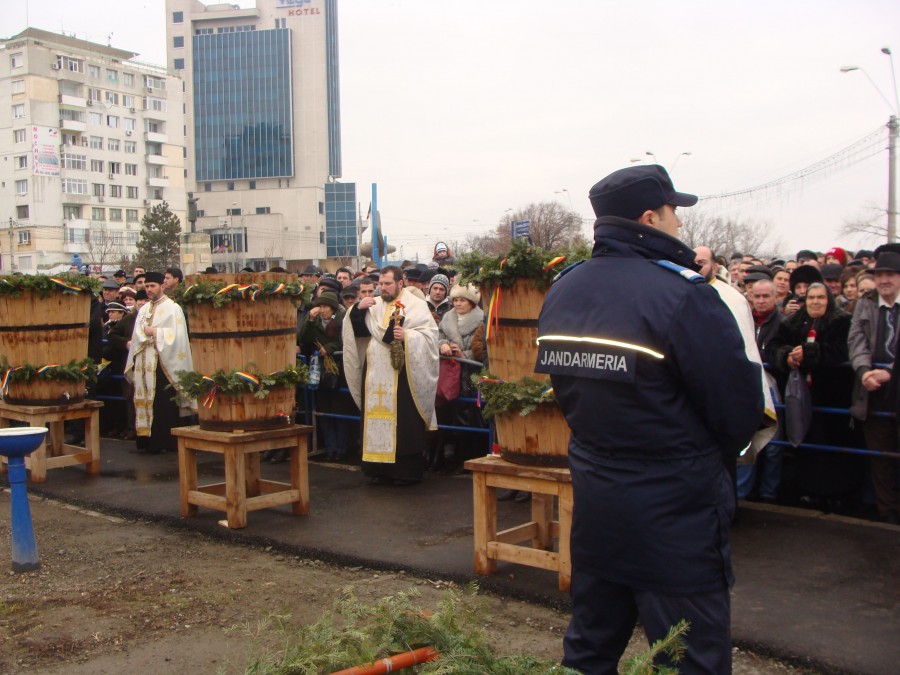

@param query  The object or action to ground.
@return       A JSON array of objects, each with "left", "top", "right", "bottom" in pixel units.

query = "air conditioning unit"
[
  {"left": 125, "top": 130, "right": 132, "bottom": 136},
  {"left": 97, "top": 196, "right": 105, "bottom": 202},
  {"left": 51, "top": 63, "right": 61, "bottom": 70},
  {"left": 86, "top": 100, "right": 94, "bottom": 106},
  {"left": 130, "top": 107, "right": 136, "bottom": 113},
  {"left": 143, "top": 199, "right": 151, "bottom": 205},
  {"left": 108, "top": 173, "right": 114, "bottom": 179}
]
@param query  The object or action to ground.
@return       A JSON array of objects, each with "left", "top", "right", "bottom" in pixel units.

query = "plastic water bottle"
[{"left": 308, "top": 353, "right": 321, "bottom": 389}]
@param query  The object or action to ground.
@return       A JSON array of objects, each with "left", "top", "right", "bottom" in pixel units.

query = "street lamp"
[
  {"left": 645, "top": 151, "right": 657, "bottom": 163},
  {"left": 671, "top": 151, "right": 692, "bottom": 172},
  {"left": 841, "top": 47, "right": 899, "bottom": 243},
  {"left": 555, "top": 188, "right": 575, "bottom": 213}
]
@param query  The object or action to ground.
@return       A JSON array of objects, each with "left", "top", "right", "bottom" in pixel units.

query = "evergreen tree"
[{"left": 135, "top": 201, "right": 181, "bottom": 272}]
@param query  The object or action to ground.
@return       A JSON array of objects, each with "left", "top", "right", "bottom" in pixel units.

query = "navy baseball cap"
[{"left": 589, "top": 165, "right": 698, "bottom": 219}]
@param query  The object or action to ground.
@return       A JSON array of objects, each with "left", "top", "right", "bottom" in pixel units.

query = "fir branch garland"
[
  {"left": 175, "top": 364, "right": 308, "bottom": 400},
  {"left": 1, "top": 358, "right": 97, "bottom": 385},
  {"left": 0, "top": 273, "right": 101, "bottom": 298},
  {"left": 176, "top": 279, "right": 310, "bottom": 309},
  {"left": 455, "top": 239, "right": 591, "bottom": 292},
  {"left": 472, "top": 370, "right": 557, "bottom": 419}
]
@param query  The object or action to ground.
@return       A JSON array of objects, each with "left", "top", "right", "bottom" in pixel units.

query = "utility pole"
[{"left": 888, "top": 115, "right": 898, "bottom": 243}]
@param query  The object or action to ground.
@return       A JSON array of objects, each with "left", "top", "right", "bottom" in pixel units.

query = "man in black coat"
[{"left": 536, "top": 165, "right": 763, "bottom": 674}]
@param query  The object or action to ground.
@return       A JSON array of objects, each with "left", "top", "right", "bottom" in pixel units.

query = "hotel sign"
[{"left": 275, "top": 0, "right": 321, "bottom": 15}]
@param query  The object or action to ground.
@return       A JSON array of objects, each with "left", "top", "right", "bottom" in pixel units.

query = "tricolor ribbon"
[
  {"left": 235, "top": 371, "right": 260, "bottom": 388},
  {"left": 215, "top": 283, "right": 239, "bottom": 296},
  {"left": 485, "top": 285, "right": 502, "bottom": 341},
  {"left": 49, "top": 277, "right": 84, "bottom": 293},
  {"left": 37, "top": 364, "right": 60, "bottom": 375},
  {"left": 1, "top": 367, "right": 20, "bottom": 395},
  {"left": 201, "top": 375, "right": 217, "bottom": 408},
  {"left": 269, "top": 283, "right": 286, "bottom": 295},
  {"left": 542, "top": 256, "right": 567, "bottom": 272}
]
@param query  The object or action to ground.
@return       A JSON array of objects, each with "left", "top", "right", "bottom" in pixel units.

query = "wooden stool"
[
  {"left": 0, "top": 400, "right": 103, "bottom": 483},
  {"left": 464, "top": 454, "right": 572, "bottom": 592},
  {"left": 173, "top": 424, "right": 313, "bottom": 529}
]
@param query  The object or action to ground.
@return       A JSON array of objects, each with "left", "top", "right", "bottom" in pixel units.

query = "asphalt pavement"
[{"left": 5, "top": 437, "right": 900, "bottom": 675}]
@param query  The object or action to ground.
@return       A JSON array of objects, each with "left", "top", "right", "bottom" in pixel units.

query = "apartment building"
[{"left": 0, "top": 28, "right": 185, "bottom": 274}]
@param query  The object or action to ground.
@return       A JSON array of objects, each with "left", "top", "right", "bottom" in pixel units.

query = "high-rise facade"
[
  {"left": 166, "top": 0, "right": 344, "bottom": 272},
  {"left": 0, "top": 28, "right": 185, "bottom": 274}
]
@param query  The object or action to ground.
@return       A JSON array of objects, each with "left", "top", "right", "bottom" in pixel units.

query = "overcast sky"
[{"left": 8, "top": 0, "right": 900, "bottom": 261}]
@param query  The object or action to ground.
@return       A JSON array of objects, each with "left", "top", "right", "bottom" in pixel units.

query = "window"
[
  {"left": 61, "top": 133, "right": 78, "bottom": 146},
  {"left": 174, "top": 36, "right": 184, "bottom": 48},
  {"left": 105, "top": 91, "right": 119, "bottom": 105},
  {"left": 67, "top": 227, "right": 88, "bottom": 243},
  {"left": 249, "top": 180, "right": 256, "bottom": 190},
  {"left": 204, "top": 182, "right": 212, "bottom": 192},
  {"left": 89, "top": 65, "right": 100, "bottom": 78},
  {"left": 109, "top": 162, "right": 121, "bottom": 174},
  {"left": 173, "top": 11, "right": 184, "bottom": 23},
  {"left": 256, "top": 207, "right": 271, "bottom": 215},
  {"left": 63, "top": 205, "right": 81, "bottom": 220},
  {"left": 106, "top": 115, "right": 119, "bottom": 128},
  {"left": 15, "top": 179, "right": 27, "bottom": 195},
  {"left": 127, "top": 232, "right": 139, "bottom": 246},
  {"left": 196, "top": 210, "right": 205, "bottom": 217},
  {"left": 125, "top": 164, "right": 138, "bottom": 176},
  {"left": 126, "top": 186, "right": 139, "bottom": 199},
  {"left": 16, "top": 205, "right": 29, "bottom": 220},
  {"left": 12, "top": 104, "right": 25, "bottom": 118},
  {"left": 144, "top": 76, "right": 166, "bottom": 91},
  {"left": 60, "top": 109, "right": 85, "bottom": 123},
  {"left": 62, "top": 179, "right": 88, "bottom": 195},
  {"left": 146, "top": 120, "right": 162, "bottom": 133},
  {"left": 123, "top": 94, "right": 135, "bottom": 108},
  {"left": 10, "top": 52, "right": 23, "bottom": 68},
  {"left": 107, "top": 139, "right": 119, "bottom": 151},
  {"left": 126, "top": 209, "right": 139, "bottom": 222},
  {"left": 106, "top": 69, "right": 118, "bottom": 82},
  {"left": 15, "top": 155, "right": 27, "bottom": 170},
  {"left": 90, "top": 136, "right": 103, "bottom": 149},
  {"left": 58, "top": 56, "right": 84, "bottom": 73},
  {"left": 17, "top": 231, "right": 30, "bottom": 246},
  {"left": 124, "top": 118, "right": 135, "bottom": 131},
  {"left": 227, "top": 181, "right": 235, "bottom": 191},
  {"left": 92, "top": 183, "right": 105, "bottom": 197},
  {"left": 174, "top": 58, "right": 185, "bottom": 71},
  {"left": 144, "top": 97, "right": 167, "bottom": 112},
  {"left": 11, "top": 79, "right": 24, "bottom": 94},
  {"left": 61, "top": 153, "right": 87, "bottom": 170},
  {"left": 89, "top": 112, "right": 103, "bottom": 125},
  {"left": 87, "top": 88, "right": 101, "bottom": 102},
  {"left": 124, "top": 72, "right": 134, "bottom": 86},
  {"left": 92, "top": 207, "right": 106, "bottom": 221},
  {"left": 91, "top": 159, "right": 104, "bottom": 173},
  {"left": 319, "top": 201, "right": 325, "bottom": 215},
  {"left": 124, "top": 141, "right": 136, "bottom": 154},
  {"left": 227, "top": 208, "right": 241, "bottom": 216},
  {"left": 217, "top": 25, "right": 256, "bottom": 33},
  {"left": 195, "top": 28, "right": 213, "bottom": 35},
  {"left": 14, "top": 129, "right": 26, "bottom": 143},
  {"left": 110, "top": 185, "right": 122, "bottom": 198}
]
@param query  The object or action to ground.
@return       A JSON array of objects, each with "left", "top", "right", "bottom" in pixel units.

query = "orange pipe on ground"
[{"left": 330, "top": 646, "right": 440, "bottom": 674}]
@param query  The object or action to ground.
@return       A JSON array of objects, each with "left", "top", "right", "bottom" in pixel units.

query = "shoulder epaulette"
[
  {"left": 553, "top": 260, "right": 585, "bottom": 283},
  {"left": 654, "top": 260, "right": 704, "bottom": 284}
]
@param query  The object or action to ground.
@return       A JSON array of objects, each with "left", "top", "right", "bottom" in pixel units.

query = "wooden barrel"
[
  {"left": 482, "top": 279, "right": 548, "bottom": 382},
  {"left": 0, "top": 288, "right": 90, "bottom": 405},
  {"left": 184, "top": 273, "right": 299, "bottom": 432},
  {"left": 494, "top": 404, "right": 570, "bottom": 467}
]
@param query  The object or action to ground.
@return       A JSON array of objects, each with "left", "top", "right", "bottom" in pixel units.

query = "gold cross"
[{"left": 373, "top": 384, "right": 388, "bottom": 408}]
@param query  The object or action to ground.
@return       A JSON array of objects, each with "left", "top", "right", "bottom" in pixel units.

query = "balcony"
[
  {"left": 145, "top": 153, "right": 166, "bottom": 165},
  {"left": 64, "top": 242, "right": 87, "bottom": 254},
  {"left": 146, "top": 176, "right": 169, "bottom": 188},
  {"left": 60, "top": 118, "right": 87, "bottom": 132},
  {"left": 144, "top": 131, "right": 168, "bottom": 144},
  {"left": 59, "top": 94, "right": 87, "bottom": 108}
]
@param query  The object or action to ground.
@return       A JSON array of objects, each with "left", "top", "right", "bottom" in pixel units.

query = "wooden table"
[
  {"left": 173, "top": 424, "right": 313, "bottom": 529},
  {"left": 464, "top": 454, "right": 573, "bottom": 592},
  {"left": 0, "top": 400, "right": 102, "bottom": 483}
]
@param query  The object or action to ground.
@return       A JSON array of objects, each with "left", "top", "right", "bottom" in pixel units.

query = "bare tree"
[
  {"left": 680, "top": 211, "right": 783, "bottom": 260},
  {"left": 838, "top": 203, "right": 887, "bottom": 246},
  {"left": 461, "top": 201, "right": 587, "bottom": 255},
  {"left": 84, "top": 229, "right": 126, "bottom": 272}
]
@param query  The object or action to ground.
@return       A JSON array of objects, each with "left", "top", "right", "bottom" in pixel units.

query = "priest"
[
  {"left": 343, "top": 266, "right": 439, "bottom": 484},
  {"left": 124, "top": 271, "right": 196, "bottom": 454}
]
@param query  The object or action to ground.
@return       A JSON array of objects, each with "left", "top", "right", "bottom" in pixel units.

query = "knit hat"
[
  {"left": 311, "top": 293, "right": 340, "bottom": 312},
  {"left": 450, "top": 283, "right": 480, "bottom": 306},
  {"left": 429, "top": 274, "right": 450, "bottom": 293}
]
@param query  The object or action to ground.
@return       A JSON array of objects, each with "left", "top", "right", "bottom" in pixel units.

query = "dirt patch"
[{"left": 0, "top": 492, "right": 815, "bottom": 673}]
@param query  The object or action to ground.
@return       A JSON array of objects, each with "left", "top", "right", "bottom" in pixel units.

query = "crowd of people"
[
  {"left": 68, "top": 260, "right": 488, "bottom": 485},
  {"left": 699, "top": 245, "right": 900, "bottom": 523}
]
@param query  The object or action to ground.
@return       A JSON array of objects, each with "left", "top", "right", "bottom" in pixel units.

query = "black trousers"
[{"left": 563, "top": 566, "right": 731, "bottom": 675}]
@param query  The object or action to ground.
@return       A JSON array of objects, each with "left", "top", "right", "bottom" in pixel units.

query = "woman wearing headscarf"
[{"left": 766, "top": 282, "right": 864, "bottom": 509}]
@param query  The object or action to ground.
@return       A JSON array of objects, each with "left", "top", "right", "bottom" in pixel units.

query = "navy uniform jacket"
[{"left": 536, "top": 218, "right": 763, "bottom": 594}]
